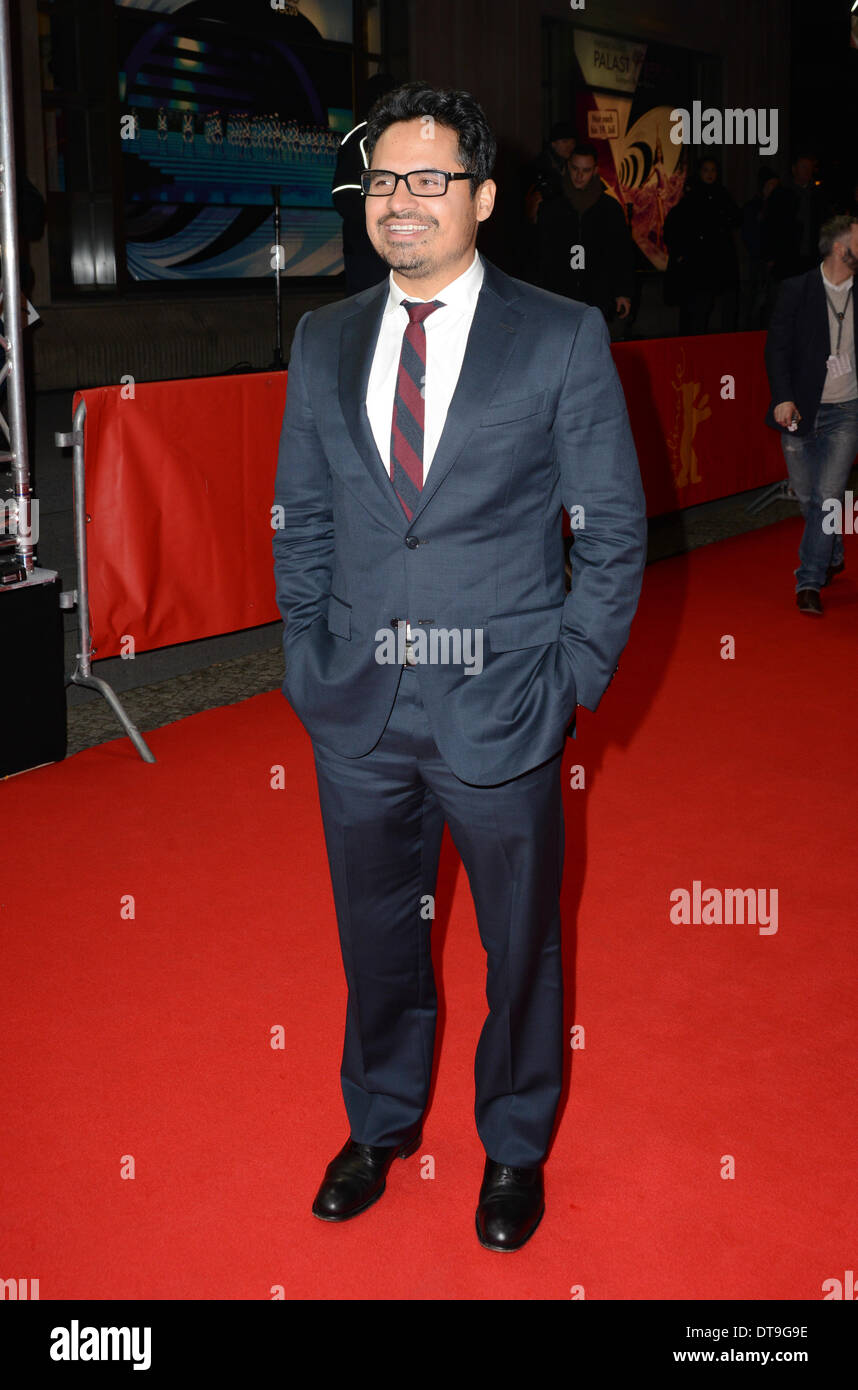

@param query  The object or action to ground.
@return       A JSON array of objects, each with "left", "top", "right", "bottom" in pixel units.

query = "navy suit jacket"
[
  {"left": 765, "top": 266, "right": 858, "bottom": 436},
  {"left": 272, "top": 255, "right": 647, "bottom": 785}
]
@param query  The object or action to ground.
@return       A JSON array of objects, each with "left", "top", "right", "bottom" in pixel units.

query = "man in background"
[
  {"left": 767, "top": 152, "right": 828, "bottom": 282},
  {"left": 663, "top": 156, "right": 741, "bottom": 335},
  {"left": 534, "top": 142, "right": 635, "bottom": 334},
  {"left": 765, "top": 214, "right": 858, "bottom": 614},
  {"left": 523, "top": 120, "right": 577, "bottom": 225}
]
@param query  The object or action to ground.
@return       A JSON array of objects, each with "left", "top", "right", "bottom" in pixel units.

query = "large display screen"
[{"left": 115, "top": 0, "right": 354, "bottom": 280}]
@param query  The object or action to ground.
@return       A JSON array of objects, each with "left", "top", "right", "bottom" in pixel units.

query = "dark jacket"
[
  {"left": 765, "top": 180, "right": 828, "bottom": 281},
  {"left": 272, "top": 256, "right": 647, "bottom": 785},
  {"left": 535, "top": 188, "right": 634, "bottom": 316},
  {"left": 764, "top": 265, "right": 857, "bottom": 434},
  {"left": 525, "top": 147, "right": 568, "bottom": 204},
  {"left": 663, "top": 181, "right": 740, "bottom": 296},
  {"left": 741, "top": 191, "right": 787, "bottom": 264}
]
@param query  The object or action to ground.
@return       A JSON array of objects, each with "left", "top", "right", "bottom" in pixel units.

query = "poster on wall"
[
  {"left": 115, "top": 0, "right": 354, "bottom": 280},
  {"left": 571, "top": 28, "right": 694, "bottom": 271}
]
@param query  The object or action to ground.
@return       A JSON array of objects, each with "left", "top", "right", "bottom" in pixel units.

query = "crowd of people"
[
  {"left": 335, "top": 107, "right": 855, "bottom": 342},
  {"left": 517, "top": 122, "right": 855, "bottom": 339},
  {"left": 331, "top": 98, "right": 857, "bottom": 623},
  {"left": 524, "top": 133, "right": 635, "bottom": 335},
  {"left": 513, "top": 125, "right": 857, "bottom": 617}
]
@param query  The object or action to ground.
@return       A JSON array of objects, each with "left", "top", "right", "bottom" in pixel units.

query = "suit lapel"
[
  {"left": 337, "top": 257, "right": 523, "bottom": 528},
  {"left": 338, "top": 283, "right": 403, "bottom": 525},
  {"left": 411, "top": 263, "right": 522, "bottom": 523}
]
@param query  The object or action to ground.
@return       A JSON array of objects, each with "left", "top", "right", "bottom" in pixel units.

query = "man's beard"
[
  {"left": 379, "top": 245, "right": 432, "bottom": 275},
  {"left": 374, "top": 224, "right": 476, "bottom": 279},
  {"left": 373, "top": 217, "right": 436, "bottom": 275}
]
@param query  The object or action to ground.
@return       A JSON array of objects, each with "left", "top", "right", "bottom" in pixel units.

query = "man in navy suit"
[
  {"left": 765, "top": 213, "right": 858, "bottom": 614},
  {"left": 272, "top": 83, "right": 647, "bottom": 1251}
]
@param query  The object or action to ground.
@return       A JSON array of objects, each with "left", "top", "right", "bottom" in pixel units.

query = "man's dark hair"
[
  {"left": 364, "top": 81, "right": 496, "bottom": 192},
  {"left": 570, "top": 141, "right": 598, "bottom": 164},
  {"left": 819, "top": 213, "right": 858, "bottom": 258}
]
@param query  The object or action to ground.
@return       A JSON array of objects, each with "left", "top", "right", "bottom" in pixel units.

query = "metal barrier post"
[
  {"left": 0, "top": 0, "right": 34, "bottom": 579},
  {"left": 745, "top": 479, "right": 797, "bottom": 515},
  {"left": 55, "top": 398, "right": 156, "bottom": 763}
]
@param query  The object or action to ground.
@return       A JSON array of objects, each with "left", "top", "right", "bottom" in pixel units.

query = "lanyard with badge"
[{"left": 825, "top": 283, "right": 853, "bottom": 378}]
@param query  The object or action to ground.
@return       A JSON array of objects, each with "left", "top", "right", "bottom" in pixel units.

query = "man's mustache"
[{"left": 378, "top": 215, "right": 436, "bottom": 227}]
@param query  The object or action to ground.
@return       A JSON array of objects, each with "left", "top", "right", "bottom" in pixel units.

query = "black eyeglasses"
[{"left": 360, "top": 169, "right": 473, "bottom": 197}]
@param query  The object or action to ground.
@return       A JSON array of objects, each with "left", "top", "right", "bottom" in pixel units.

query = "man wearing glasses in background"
[{"left": 273, "top": 82, "right": 647, "bottom": 1252}]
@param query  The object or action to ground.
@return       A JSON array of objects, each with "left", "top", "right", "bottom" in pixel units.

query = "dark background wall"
[
  {"left": 790, "top": 0, "right": 858, "bottom": 196},
  {"left": 404, "top": 0, "right": 791, "bottom": 274},
  {"left": 12, "top": 0, "right": 858, "bottom": 389}
]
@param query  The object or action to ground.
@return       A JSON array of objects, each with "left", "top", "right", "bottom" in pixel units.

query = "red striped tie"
[{"left": 390, "top": 299, "right": 444, "bottom": 519}]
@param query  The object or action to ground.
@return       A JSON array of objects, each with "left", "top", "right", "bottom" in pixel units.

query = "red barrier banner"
[
  {"left": 74, "top": 372, "right": 287, "bottom": 660},
  {"left": 74, "top": 332, "right": 785, "bottom": 660},
  {"left": 611, "top": 329, "right": 785, "bottom": 517}
]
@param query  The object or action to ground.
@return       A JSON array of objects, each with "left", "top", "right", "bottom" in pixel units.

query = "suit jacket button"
[{"left": 405, "top": 535, "right": 419, "bottom": 549}]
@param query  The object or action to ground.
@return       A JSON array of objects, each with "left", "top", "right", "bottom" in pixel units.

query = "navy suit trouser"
[{"left": 310, "top": 662, "right": 566, "bottom": 1167}]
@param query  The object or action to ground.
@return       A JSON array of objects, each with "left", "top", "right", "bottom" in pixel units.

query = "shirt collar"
[
  {"left": 821, "top": 264, "right": 854, "bottom": 292},
  {"left": 386, "top": 249, "right": 484, "bottom": 316}
]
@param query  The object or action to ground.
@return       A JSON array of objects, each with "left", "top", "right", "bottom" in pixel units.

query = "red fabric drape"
[
  {"left": 610, "top": 329, "right": 784, "bottom": 517},
  {"left": 75, "top": 334, "right": 784, "bottom": 659},
  {"left": 75, "top": 372, "right": 287, "bottom": 660}
]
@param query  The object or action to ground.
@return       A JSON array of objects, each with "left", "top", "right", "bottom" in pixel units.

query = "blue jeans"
[{"left": 780, "top": 399, "right": 858, "bottom": 591}]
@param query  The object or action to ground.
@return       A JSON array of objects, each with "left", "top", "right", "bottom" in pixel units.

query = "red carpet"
[{"left": 2, "top": 516, "right": 856, "bottom": 1300}]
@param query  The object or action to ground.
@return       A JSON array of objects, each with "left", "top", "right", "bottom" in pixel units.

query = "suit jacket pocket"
[
  {"left": 479, "top": 390, "right": 547, "bottom": 427},
  {"left": 488, "top": 604, "right": 563, "bottom": 652}
]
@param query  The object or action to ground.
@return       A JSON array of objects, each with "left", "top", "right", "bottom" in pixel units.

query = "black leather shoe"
[
  {"left": 823, "top": 560, "right": 845, "bottom": 587},
  {"left": 312, "top": 1125, "right": 422, "bottom": 1222},
  {"left": 475, "top": 1157, "right": 545, "bottom": 1252},
  {"left": 796, "top": 588, "right": 822, "bottom": 615}
]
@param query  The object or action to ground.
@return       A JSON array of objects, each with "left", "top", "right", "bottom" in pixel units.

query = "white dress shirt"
[
  {"left": 366, "top": 248, "right": 485, "bottom": 476},
  {"left": 365, "top": 249, "right": 484, "bottom": 652}
]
